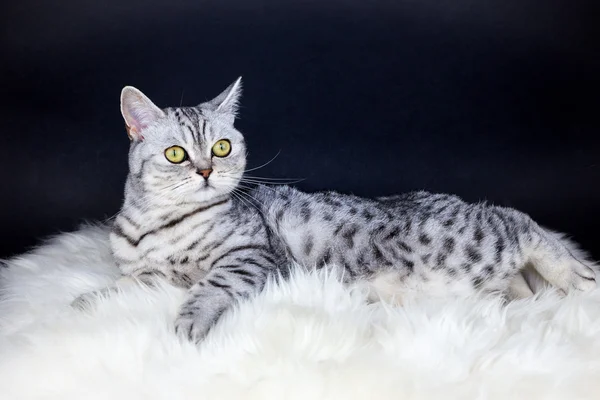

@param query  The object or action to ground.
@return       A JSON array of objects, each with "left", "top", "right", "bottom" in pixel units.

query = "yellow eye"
[
  {"left": 212, "top": 139, "right": 231, "bottom": 157},
  {"left": 164, "top": 146, "right": 187, "bottom": 164}
]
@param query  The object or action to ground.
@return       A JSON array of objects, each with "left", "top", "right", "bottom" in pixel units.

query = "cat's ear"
[
  {"left": 203, "top": 77, "right": 242, "bottom": 125},
  {"left": 120, "top": 86, "right": 165, "bottom": 141}
]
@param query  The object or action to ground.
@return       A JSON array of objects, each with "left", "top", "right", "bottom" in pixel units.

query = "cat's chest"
[{"left": 111, "top": 205, "right": 234, "bottom": 272}]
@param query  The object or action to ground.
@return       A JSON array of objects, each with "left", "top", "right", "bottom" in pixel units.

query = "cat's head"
[{"left": 120, "top": 78, "right": 246, "bottom": 205}]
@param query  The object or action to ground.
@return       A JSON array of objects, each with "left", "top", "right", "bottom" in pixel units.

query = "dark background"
[{"left": 1, "top": 0, "right": 598, "bottom": 259}]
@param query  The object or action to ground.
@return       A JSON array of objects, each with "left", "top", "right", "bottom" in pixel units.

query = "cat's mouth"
[{"left": 200, "top": 179, "right": 216, "bottom": 191}]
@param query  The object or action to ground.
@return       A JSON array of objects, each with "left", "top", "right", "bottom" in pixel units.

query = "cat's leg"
[
  {"left": 493, "top": 209, "right": 598, "bottom": 294},
  {"left": 524, "top": 227, "right": 596, "bottom": 294},
  {"left": 506, "top": 269, "right": 535, "bottom": 300},
  {"left": 70, "top": 270, "right": 166, "bottom": 310},
  {"left": 174, "top": 249, "right": 273, "bottom": 343},
  {"left": 71, "top": 275, "right": 135, "bottom": 310}
]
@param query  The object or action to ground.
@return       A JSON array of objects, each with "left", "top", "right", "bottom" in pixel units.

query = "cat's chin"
[{"left": 188, "top": 186, "right": 231, "bottom": 204}]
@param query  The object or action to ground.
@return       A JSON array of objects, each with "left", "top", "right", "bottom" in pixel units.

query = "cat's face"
[{"left": 120, "top": 78, "right": 246, "bottom": 205}]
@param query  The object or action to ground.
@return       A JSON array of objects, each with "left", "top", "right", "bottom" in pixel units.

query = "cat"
[{"left": 73, "top": 77, "right": 597, "bottom": 343}]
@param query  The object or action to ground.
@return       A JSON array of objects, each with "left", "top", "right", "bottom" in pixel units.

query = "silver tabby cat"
[{"left": 78, "top": 78, "right": 597, "bottom": 343}]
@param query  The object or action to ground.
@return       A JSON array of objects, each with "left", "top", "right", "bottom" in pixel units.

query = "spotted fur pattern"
[
  {"left": 75, "top": 78, "right": 597, "bottom": 343},
  {"left": 254, "top": 187, "right": 597, "bottom": 303}
]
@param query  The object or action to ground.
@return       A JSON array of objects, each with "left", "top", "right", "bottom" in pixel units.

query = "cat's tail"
[{"left": 523, "top": 224, "right": 597, "bottom": 294}]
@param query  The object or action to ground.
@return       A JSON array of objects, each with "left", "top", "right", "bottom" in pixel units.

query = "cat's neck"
[{"left": 119, "top": 176, "right": 231, "bottom": 229}]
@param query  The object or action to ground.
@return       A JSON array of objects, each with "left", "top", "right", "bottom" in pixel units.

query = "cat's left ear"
[
  {"left": 203, "top": 77, "right": 242, "bottom": 125},
  {"left": 120, "top": 86, "right": 166, "bottom": 141}
]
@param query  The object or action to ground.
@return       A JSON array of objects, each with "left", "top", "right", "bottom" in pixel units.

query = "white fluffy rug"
[{"left": 1, "top": 224, "right": 600, "bottom": 400}]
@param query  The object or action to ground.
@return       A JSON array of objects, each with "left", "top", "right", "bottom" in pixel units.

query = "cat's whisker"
[
  {"left": 238, "top": 178, "right": 305, "bottom": 185},
  {"left": 218, "top": 171, "right": 304, "bottom": 186},
  {"left": 241, "top": 175, "right": 304, "bottom": 181},
  {"left": 134, "top": 181, "right": 193, "bottom": 211},
  {"left": 236, "top": 182, "right": 280, "bottom": 196},
  {"left": 168, "top": 181, "right": 194, "bottom": 194},
  {"left": 232, "top": 189, "right": 265, "bottom": 216},
  {"left": 242, "top": 150, "right": 281, "bottom": 173},
  {"left": 136, "top": 190, "right": 175, "bottom": 207},
  {"left": 218, "top": 179, "right": 265, "bottom": 208},
  {"left": 160, "top": 178, "right": 192, "bottom": 191},
  {"left": 220, "top": 171, "right": 300, "bottom": 181},
  {"left": 134, "top": 182, "right": 193, "bottom": 209},
  {"left": 219, "top": 181, "right": 263, "bottom": 215},
  {"left": 135, "top": 191, "right": 169, "bottom": 208},
  {"left": 234, "top": 182, "right": 259, "bottom": 191},
  {"left": 102, "top": 209, "right": 122, "bottom": 224},
  {"left": 231, "top": 190, "right": 262, "bottom": 215}
]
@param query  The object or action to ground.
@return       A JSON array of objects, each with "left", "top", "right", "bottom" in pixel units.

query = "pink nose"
[{"left": 197, "top": 168, "right": 213, "bottom": 179}]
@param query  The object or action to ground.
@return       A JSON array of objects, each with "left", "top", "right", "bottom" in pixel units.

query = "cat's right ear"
[{"left": 120, "top": 86, "right": 165, "bottom": 141}]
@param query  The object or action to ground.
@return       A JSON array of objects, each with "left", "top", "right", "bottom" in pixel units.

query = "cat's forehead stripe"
[
  {"left": 170, "top": 107, "right": 206, "bottom": 143},
  {"left": 177, "top": 114, "right": 195, "bottom": 143},
  {"left": 200, "top": 119, "right": 207, "bottom": 142}
]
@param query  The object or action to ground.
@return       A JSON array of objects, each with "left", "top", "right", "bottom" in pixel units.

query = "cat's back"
[
  {"left": 252, "top": 185, "right": 465, "bottom": 222},
  {"left": 251, "top": 185, "right": 468, "bottom": 269}
]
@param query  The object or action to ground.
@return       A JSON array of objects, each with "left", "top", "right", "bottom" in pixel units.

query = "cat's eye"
[
  {"left": 212, "top": 139, "right": 231, "bottom": 158},
  {"left": 164, "top": 146, "right": 188, "bottom": 164}
]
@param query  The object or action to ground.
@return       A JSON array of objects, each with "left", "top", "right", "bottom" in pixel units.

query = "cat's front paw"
[
  {"left": 174, "top": 313, "right": 212, "bottom": 344},
  {"left": 71, "top": 291, "right": 100, "bottom": 311},
  {"left": 71, "top": 286, "right": 118, "bottom": 311}
]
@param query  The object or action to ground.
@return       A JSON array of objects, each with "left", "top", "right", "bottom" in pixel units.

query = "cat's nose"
[{"left": 196, "top": 168, "right": 213, "bottom": 179}]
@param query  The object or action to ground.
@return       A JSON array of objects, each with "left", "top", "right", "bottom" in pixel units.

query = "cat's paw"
[
  {"left": 532, "top": 253, "right": 597, "bottom": 294},
  {"left": 174, "top": 313, "right": 212, "bottom": 344},
  {"left": 568, "top": 260, "right": 597, "bottom": 292},
  {"left": 71, "top": 291, "right": 100, "bottom": 311},
  {"left": 70, "top": 286, "right": 118, "bottom": 311}
]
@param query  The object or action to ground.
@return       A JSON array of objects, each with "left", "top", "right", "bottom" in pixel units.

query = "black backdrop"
[{"left": 1, "top": 0, "right": 599, "bottom": 258}]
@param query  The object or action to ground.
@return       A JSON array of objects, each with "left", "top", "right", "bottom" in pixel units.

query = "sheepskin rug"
[{"left": 1, "top": 224, "right": 600, "bottom": 400}]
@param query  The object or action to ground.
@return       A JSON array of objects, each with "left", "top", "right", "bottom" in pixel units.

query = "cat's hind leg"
[
  {"left": 507, "top": 269, "right": 535, "bottom": 300},
  {"left": 526, "top": 226, "right": 597, "bottom": 294}
]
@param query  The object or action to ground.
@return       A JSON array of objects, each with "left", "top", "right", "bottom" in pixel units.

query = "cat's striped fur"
[{"left": 74, "top": 78, "right": 597, "bottom": 342}]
